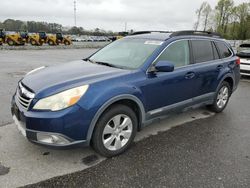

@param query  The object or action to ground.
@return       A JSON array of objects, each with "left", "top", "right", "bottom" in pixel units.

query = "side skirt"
[{"left": 142, "top": 92, "right": 215, "bottom": 127}]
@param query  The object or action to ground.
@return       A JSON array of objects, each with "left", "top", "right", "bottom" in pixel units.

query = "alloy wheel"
[
  {"left": 102, "top": 114, "right": 133, "bottom": 151},
  {"left": 216, "top": 86, "right": 229, "bottom": 109}
]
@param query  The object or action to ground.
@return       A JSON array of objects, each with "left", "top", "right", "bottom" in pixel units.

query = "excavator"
[{"left": 47, "top": 33, "right": 72, "bottom": 45}]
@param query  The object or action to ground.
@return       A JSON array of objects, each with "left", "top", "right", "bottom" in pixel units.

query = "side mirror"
[{"left": 154, "top": 61, "right": 174, "bottom": 72}]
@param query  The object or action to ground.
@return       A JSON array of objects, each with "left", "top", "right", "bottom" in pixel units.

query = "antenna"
[{"left": 74, "top": 0, "right": 77, "bottom": 26}]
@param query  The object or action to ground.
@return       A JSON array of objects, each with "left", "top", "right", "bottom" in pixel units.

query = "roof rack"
[
  {"left": 130, "top": 31, "right": 172, "bottom": 36},
  {"left": 170, "top": 30, "right": 222, "bottom": 38}
]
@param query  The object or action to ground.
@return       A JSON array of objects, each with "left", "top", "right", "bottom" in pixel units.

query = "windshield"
[{"left": 89, "top": 38, "right": 162, "bottom": 69}]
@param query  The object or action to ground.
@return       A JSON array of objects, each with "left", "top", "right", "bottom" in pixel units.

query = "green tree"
[
  {"left": 194, "top": 2, "right": 207, "bottom": 30},
  {"left": 215, "top": 0, "right": 234, "bottom": 34},
  {"left": 201, "top": 2, "right": 212, "bottom": 31}
]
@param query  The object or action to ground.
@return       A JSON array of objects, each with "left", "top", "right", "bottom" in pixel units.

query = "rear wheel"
[
  {"left": 208, "top": 81, "right": 231, "bottom": 113},
  {"left": 7, "top": 39, "right": 15, "bottom": 46},
  {"left": 48, "top": 40, "right": 54, "bottom": 46},
  {"left": 64, "top": 41, "right": 70, "bottom": 45},
  {"left": 92, "top": 104, "right": 137, "bottom": 157},
  {"left": 30, "top": 39, "right": 37, "bottom": 46}
]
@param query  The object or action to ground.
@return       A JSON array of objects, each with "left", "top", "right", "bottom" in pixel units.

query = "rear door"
[{"left": 189, "top": 39, "right": 223, "bottom": 99}]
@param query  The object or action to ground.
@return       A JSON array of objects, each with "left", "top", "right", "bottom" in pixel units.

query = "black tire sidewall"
[{"left": 92, "top": 104, "right": 137, "bottom": 157}]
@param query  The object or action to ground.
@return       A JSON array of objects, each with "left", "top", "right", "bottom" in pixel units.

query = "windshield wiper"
[
  {"left": 85, "top": 58, "right": 126, "bottom": 69},
  {"left": 95, "top": 61, "right": 118, "bottom": 68},
  {"left": 84, "top": 58, "right": 96, "bottom": 64}
]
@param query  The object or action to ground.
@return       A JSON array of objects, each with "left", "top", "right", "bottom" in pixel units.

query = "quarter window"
[
  {"left": 156, "top": 40, "right": 190, "bottom": 68},
  {"left": 215, "top": 42, "right": 232, "bottom": 58},
  {"left": 191, "top": 40, "right": 214, "bottom": 63},
  {"left": 212, "top": 42, "right": 220, "bottom": 60}
]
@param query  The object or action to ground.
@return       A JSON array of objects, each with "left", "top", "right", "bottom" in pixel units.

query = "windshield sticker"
[{"left": 144, "top": 41, "right": 163, "bottom": 45}]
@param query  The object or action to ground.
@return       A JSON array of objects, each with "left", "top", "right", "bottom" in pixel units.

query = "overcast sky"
[{"left": 0, "top": 0, "right": 248, "bottom": 31}]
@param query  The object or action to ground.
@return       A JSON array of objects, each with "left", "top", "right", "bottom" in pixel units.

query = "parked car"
[
  {"left": 237, "top": 43, "right": 250, "bottom": 76},
  {"left": 11, "top": 30, "right": 240, "bottom": 157}
]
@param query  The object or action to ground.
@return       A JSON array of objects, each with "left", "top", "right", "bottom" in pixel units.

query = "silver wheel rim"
[
  {"left": 102, "top": 114, "right": 133, "bottom": 151},
  {"left": 216, "top": 86, "right": 229, "bottom": 109}
]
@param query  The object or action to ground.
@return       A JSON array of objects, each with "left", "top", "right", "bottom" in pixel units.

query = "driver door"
[{"left": 141, "top": 40, "right": 197, "bottom": 117}]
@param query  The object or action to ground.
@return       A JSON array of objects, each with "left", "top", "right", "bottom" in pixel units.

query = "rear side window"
[
  {"left": 215, "top": 42, "right": 232, "bottom": 58},
  {"left": 191, "top": 40, "right": 214, "bottom": 63},
  {"left": 212, "top": 42, "right": 220, "bottom": 60},
  {"left": 156, "top": 40, "right": 190, "bottom": 68}
]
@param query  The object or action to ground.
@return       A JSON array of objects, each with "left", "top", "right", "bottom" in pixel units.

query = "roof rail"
[
  {"left": 130, "top": 31, "right": 172, "bottom": 36},
  {"left": 170, "top": 30, "right": 222, "bottom": 38}
]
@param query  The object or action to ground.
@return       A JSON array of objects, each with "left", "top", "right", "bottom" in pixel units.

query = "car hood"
[{"left": 21, "top": 60, "right": 128, "bottom": 96}]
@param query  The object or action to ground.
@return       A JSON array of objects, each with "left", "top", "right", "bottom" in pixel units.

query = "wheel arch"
[
  {"left": 216, "top": 74, "right": 234, "bottom": 96},
  {"left": 86, "top": 94, "right": 146, "bottom": 144}
]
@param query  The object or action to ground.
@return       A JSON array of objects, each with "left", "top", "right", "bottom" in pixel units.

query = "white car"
[{"left": 237, "top": 44, "right": 250, "bottom": 76}]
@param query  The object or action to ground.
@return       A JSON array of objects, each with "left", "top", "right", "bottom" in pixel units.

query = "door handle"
[
  {"left": 217, "top": 65, "right": 224, "bottom": 70},
  {"left": 185, "top": 72, "right": 195, "bottom": 79}
]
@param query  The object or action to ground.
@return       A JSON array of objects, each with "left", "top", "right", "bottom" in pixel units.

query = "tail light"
[{"left": 236, "top": 57, "right": 240, "bottom": 65}]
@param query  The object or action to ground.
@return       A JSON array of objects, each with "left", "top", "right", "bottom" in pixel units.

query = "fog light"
[{"left": 36, "top": 133, "right": 70, "bottom": 145}]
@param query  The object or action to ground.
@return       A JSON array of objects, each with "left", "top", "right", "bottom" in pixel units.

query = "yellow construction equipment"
[
  {"left": 0, "top": 29, "right": 6, "bottom": 45},
  {"left": 113, "top": 32, "right": 129, "bottom": 41},
  {"left": 19, "top": 30, "right": 29, "bottom": 43},
  {"left": 28, "top": 31, "right": 48, "bottom": 46},
  {"left": 5, "top": 31, "right": 26, "bottom": 46},
  {"left": 47, "top": 33, "right": 72, "bottom": 45}
]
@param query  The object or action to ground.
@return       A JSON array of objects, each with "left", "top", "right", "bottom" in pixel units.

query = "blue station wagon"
[{"left": 11, "top": 31, "right": 241, "bottom": 157}]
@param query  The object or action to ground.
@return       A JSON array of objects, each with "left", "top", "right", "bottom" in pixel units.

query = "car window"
[
  {"left": 212, "top": 42, "right": 220, "bottom": 60},
  {"left": 155, "top": 40, "right": 190, "bottom": 68},
  {"left": 215, "top": 42, "right": 232, "bottom": 58},
  {"left": 191, "top": 40, "right": 214, "bottom": 63}
]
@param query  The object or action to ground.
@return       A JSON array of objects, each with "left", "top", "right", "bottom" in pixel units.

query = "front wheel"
[
  {"left": 208, "top": 81, "right": 231, "bottom": 113},
  {"left": 92, "top": 104, "right": 137, "bottom": 157}
]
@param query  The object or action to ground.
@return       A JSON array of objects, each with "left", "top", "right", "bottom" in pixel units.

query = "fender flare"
[
  {"left": 215, "top": 73, "right": 234, "bottom": 95},
  {"left": 85, "top": 94, "right": 146, "bottom": 144}
]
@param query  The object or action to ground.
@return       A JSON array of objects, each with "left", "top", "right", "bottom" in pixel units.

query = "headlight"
[{"left": 33, "top": 85, "right": 89, "bottom": 111}]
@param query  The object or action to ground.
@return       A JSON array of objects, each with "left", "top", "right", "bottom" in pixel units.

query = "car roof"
[
  {"left": 126, "top": 32, "right": 171, "bottom": 41},
  {"left": 125, "top": 30, "right": 222, "bottom": 41}
]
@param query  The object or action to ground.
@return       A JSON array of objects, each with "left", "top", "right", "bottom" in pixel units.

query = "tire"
[
  {"left": 48, "top": 40, "right": 54, "bottom": 46},
  {"left": 92, "top": 104, "right": 137, "bottom": 157},
  {"left": 30, "top": 39, "right": 37, "bottom": 46},
  {"left": 7, "top": 39, "right": 14, "bottom": 46},
  {"left": 64, "top": 41, "right": 70, "bottom": 45},
  {"left": 208, "top": 81, "right": 231, "bottom": 113}
]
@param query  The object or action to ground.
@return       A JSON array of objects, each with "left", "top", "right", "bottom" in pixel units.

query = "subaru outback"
[{"left": 11, "top": 31, "right": 240, "bottom": 157}]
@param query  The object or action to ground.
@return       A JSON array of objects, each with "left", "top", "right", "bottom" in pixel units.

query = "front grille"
[{"left": 16, "top": 83, "right": 34, "bottom": 110}]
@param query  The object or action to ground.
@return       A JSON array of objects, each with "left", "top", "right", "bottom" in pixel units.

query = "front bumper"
[
  {"left": 11, "top": 95, "right": 91, "bottom": 148},
  {"left": 240, "top": 58, "right": 250, "bottom": 76}
]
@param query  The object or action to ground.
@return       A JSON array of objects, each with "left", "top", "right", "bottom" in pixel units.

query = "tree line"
[
  {"left": 0, "top": 19, "right": 115, "bottom": 36},
  {"left": 194, "top": 0, "right": 250, "bottom": 40}
]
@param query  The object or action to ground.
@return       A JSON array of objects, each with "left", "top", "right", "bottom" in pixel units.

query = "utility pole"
[
  {"left": 74, "top": 0, "right": 77, "bottom": 27},
  {"left": 125, "top": 22, "right": 127, "bottom": 32}
]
